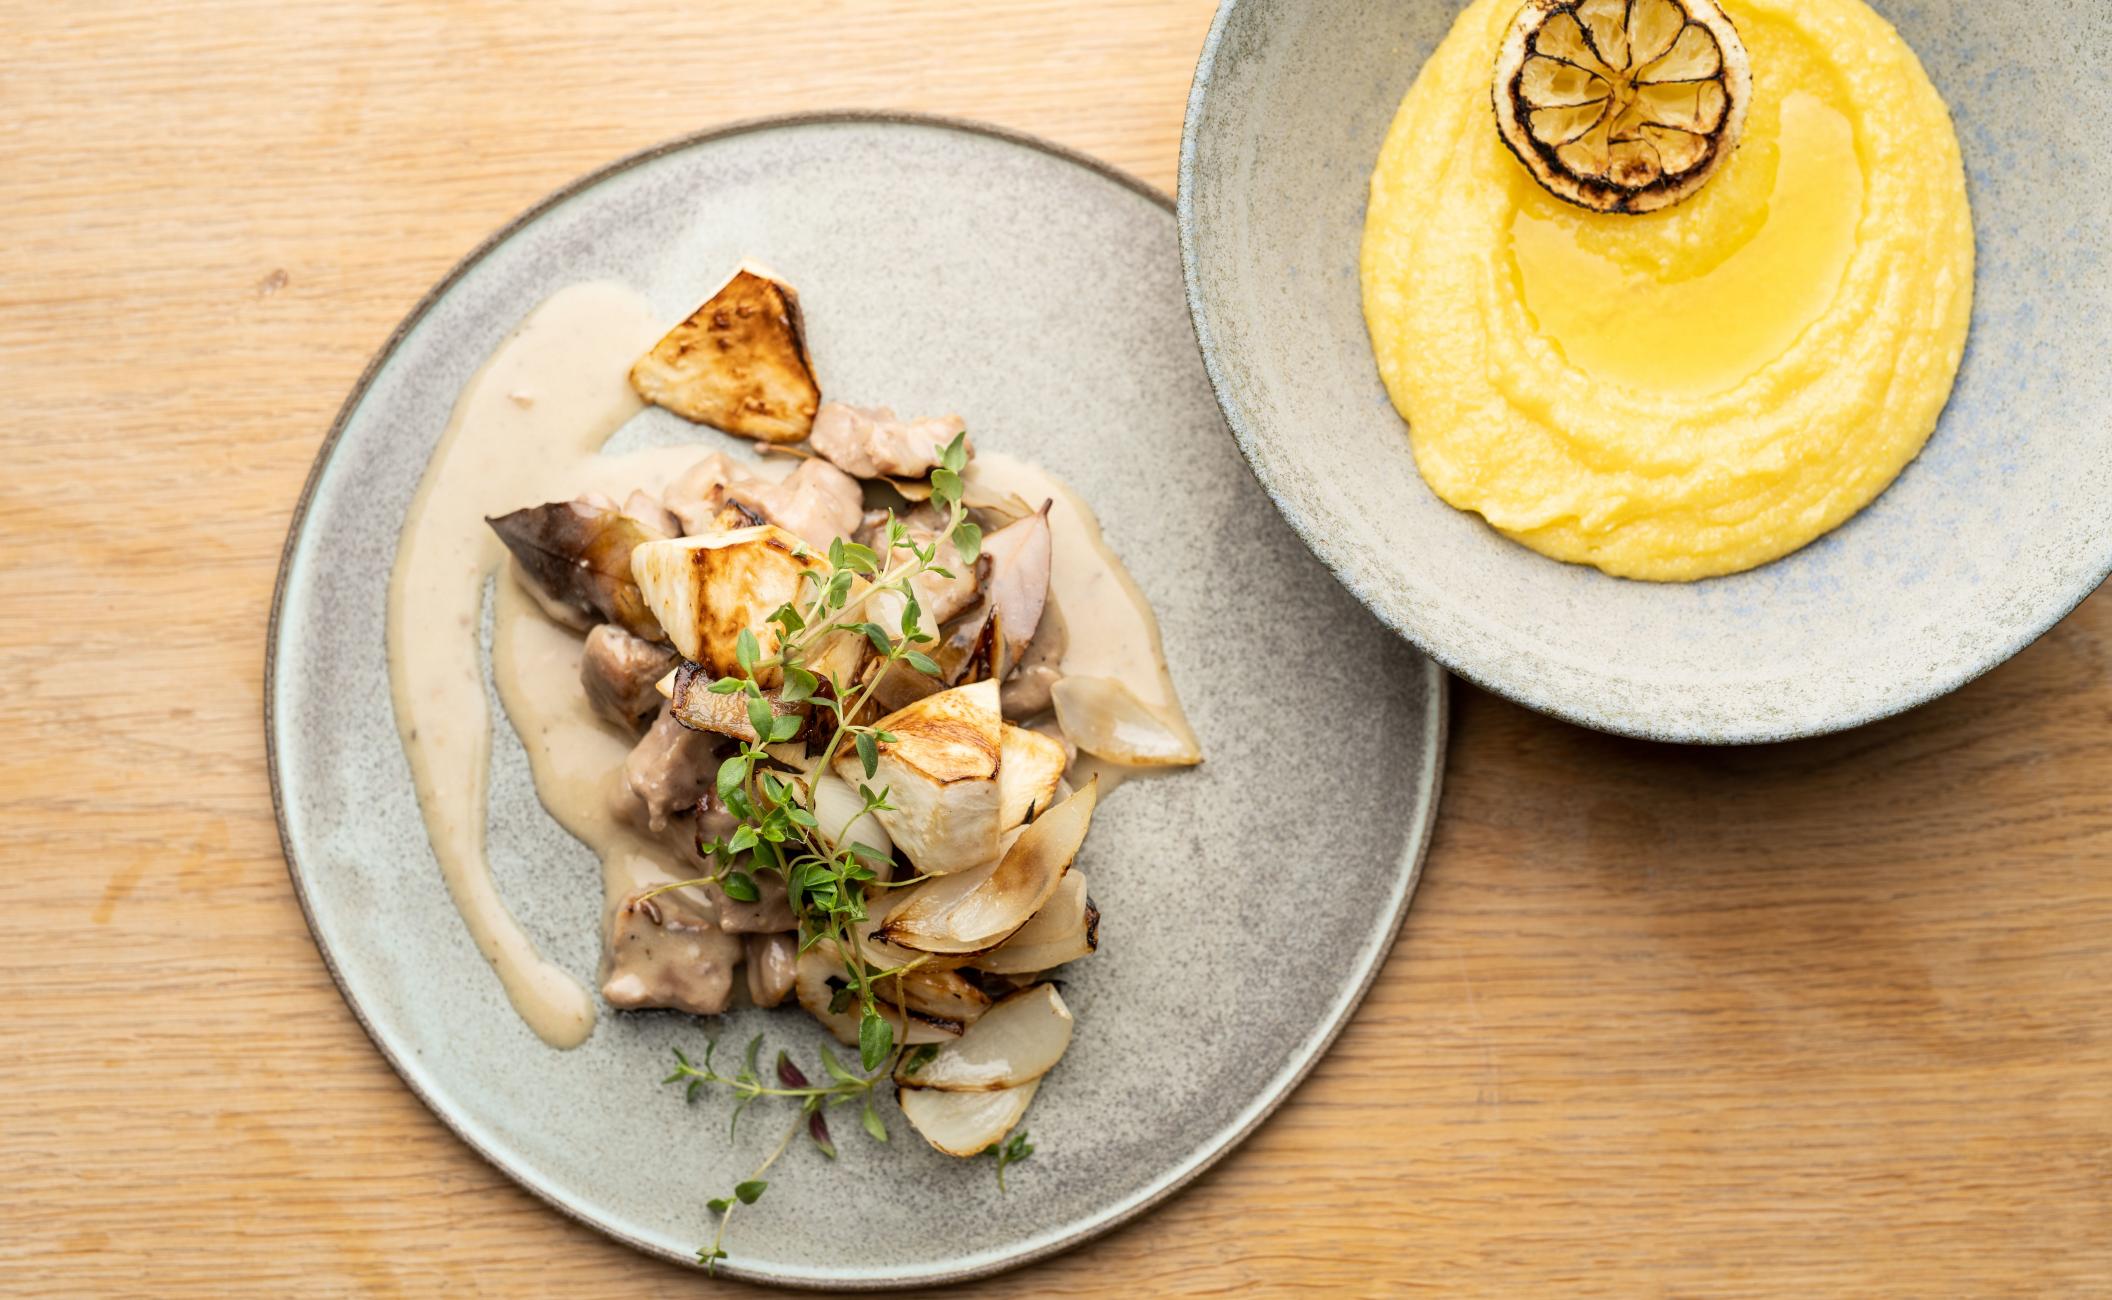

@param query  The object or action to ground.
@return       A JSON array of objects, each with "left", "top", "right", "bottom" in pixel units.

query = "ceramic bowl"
[{"left": 1180, "top": 0, "right": 2112, "bottom": 743}]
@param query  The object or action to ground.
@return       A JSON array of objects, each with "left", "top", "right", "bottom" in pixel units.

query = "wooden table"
[{"left": 5, "top": 3, "right": 2107, "bottom": 1294}]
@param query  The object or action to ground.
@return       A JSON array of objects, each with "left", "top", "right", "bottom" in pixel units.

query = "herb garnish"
[
  {"left": 665, "top": 1035, "right": 894, "bottom": 1272},
  {"left": 982, "top": 1130, "right": 1034, "bottom": 1192},
  {"left": 658, "top": 434, "right": 990, "bottom": 1268},
  {"left": 654, "top": 432, "right": 980, "bottom": 1070}
]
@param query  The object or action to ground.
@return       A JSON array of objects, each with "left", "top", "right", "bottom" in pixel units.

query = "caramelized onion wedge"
[
  {"left": 897, "top": 1078, "right": 1040, "bottom": 1157},
  {"left": 972, "top": 871, "right": 1094, "bottom": 976},
  {"left": 998, "top": 870, "right": 1088, "bottom": 950},
  {"left": 998, "top": 724, "right": 1066, "bottom": 832},
  {"left": 970, "top": 905, "right": 1098, "bottom": 975},
  {"left": 979, "top": 504, "right": 1052, "bottom": 668},
  {"left": 884, "top": 965, "right": 992, "bottom": 1028},
  {"left": 1050, "top": 676, "right": 1203, "bottom": 767},
  {"left": 835, "top": 679, "right": 1002, "bottom": 876},
  {"left": 877, "top": 778, "right": 1097, "bottom": 955},
  {"left": 893, "top": 984, "right": 1072, "bottom": 1091},
  {"left": 796, "top": 949, "right": 960, "bottom": 1047}
]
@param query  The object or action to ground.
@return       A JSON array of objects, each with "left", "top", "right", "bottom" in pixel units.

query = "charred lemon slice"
[{"left": 1493, "top": 0, "right": 1752, "bottom": 214}]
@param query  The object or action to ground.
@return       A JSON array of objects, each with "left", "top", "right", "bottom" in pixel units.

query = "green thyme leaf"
[
  {"left": 736, "top": 628, "right": 759, "bottom": 675},
  {"left": 734, "top": 1179, "right": 767, "bottom": 1205},
  {"left": 840, "top": 541, "right": 880, "bottom": 574},
  {"left": 818, "top": 1043, "right": 858, "bottom": 1084},
  {"left": 861, "top": 1098, "right": 888, "bottom": 1144},
  {"left": 855, "top": 731, "right": 880, "bottom": 779},
  {"left": 940, "top": 431, "right": 969, "bottom": 474},
  {"left": 722, "top": 871, "right": 761, "bottom": 903},
  {"left": 858, "top": 1010, "right": 892, "bottom": 1072},
  {"left": 903, "top": 650, "right": 941, "bottom": 676},
  {"left": 953, "top": 520, "right": 983, "bottom": 565}
]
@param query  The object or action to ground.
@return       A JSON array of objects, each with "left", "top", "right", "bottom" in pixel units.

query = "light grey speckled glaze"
[
  {"left": 1180, "top": 0, "right": 2112, "bottom": 744},
  {"left": 266, "top": 114, "right": 1445, "bottom": 1289}
]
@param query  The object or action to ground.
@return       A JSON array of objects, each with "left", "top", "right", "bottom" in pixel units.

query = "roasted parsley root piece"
[
  {"left": 996, "top": 723, "right": 1065, "bottom": 832},
  {"left": 630, "top": 524, "right": 826, "bottom": 677},
  {"left": 486, "top": 500, "right": 668, "bottom": 641},
  {"left": 628, "top": 269, "right": 821, "bottom": 442},
  {"left": 834, "top": 679, "right": 1004, "bottom": 877},
  {"left": 878, "top": 777, "right": 1097, "bottom": 955}
]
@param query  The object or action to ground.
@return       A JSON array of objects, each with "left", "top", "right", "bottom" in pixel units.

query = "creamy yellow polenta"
[{"left": 1361, "top": 0, "right": 1974, "bottom": 581}]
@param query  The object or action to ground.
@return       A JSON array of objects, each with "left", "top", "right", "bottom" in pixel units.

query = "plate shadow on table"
[{"left": 1428, "top": 580, "right": 2107, "bottom": 1055}]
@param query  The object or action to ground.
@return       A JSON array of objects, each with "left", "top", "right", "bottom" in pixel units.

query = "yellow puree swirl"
[{"left": 1361, "top": 0, "right": 1974, "bottom": 581}]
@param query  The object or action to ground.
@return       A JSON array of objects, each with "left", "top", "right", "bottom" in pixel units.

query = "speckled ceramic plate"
[
  {"left": 1181, "top": 0, "right": 2112, "bottom": 744},
  {"left": 266, "top": 114, "right": 1445, "bottom": 1289}
]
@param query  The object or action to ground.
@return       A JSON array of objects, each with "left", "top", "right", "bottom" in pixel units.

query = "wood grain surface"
[{"left": 3, "top": 2, "right": 2107, "bottom": 1295}]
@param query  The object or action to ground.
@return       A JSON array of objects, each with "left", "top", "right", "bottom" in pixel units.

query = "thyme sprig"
[
  {"left": 982, "top": 1130, "right": 1034, "bottom": 1193},
  {"left": 686, "top": 431, "right": 981, "bottom": 1072},
  {"left": 666, "top": 1034, "right": 894, "bottom": 1272},
  {"left": 661, "top": 434, "right": 985, "bottom": 1270}
]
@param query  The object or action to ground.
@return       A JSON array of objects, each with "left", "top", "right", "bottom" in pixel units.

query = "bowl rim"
[
  {"left": 1176, "top": 0, "right": 2112, "bottom": 746},
  {"left": 264, "top": 108, "right": 1450, "bottom": 1288}
]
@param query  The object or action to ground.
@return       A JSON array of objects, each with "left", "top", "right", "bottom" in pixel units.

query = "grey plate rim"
[
  {"left": 264, "top": 110, "right": 1449, "bottom": 1289},
  {"left": 1175, "top": 0, "right": 2112, "bottom": 747}
]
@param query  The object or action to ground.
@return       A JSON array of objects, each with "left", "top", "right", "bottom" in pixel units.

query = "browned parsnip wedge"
[
  {"left": 629, "top": 525, "right": 822, "bottom": 678},
  {"left": 488, "top": 500, "right": 668, "bottom": 640},
  {"left": 628, "top": 269, "right": 821, "bottom": 442},
  {"left": 896, "top": 1078, "right": 1039, "bottom": 1157},
  {"left": 877, "top": 777, "right": 1097, "bottom": 955},
  {"left": 892, "top": 984, "right": 1072, "bottom": 1091},
  {"left": 835, "top": 679, "right": 1003, "bottom": 876}
]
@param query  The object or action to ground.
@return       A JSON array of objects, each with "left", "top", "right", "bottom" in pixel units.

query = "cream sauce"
[
  {"left": 389, "top": 280, "right": 690, "bottom": 1048},
  {"left": 965, "top": 454, "right": 1202, "bottom": 794},
  {"left": 391, "top": 282, "right": 1196, "bottom": 1047}
]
